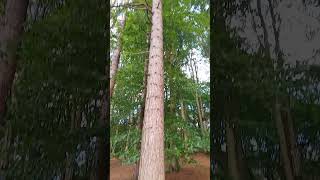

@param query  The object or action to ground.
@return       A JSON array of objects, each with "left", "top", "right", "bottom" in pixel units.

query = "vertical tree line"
[{"left": 212, "top": 0, "right": 320, "bottom": 179}]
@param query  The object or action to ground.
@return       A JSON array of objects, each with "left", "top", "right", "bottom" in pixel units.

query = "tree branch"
[{"left": 111, "top": 3, "right": 152, "bottom": 13}]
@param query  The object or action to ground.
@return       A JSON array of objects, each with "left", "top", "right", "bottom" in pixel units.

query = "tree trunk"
[
  {"left": 64, "top": 105, "right": 81, "bottom": 180},
  {"left": 138, "top": 0, "right": 164, "bottom": 179},
  {"left": 0, "top": 0, "right": 29, "bottom": 127},
  {"left": 282, "top": 105, "right": 302, "bottom": 179},
  {"left": 189, "top": 58, "right": 204, "bottom": 133},
  {"left": 180, "top": 101, "right": 187, "bottom": 147},
  {"left": 110, "top": 15, "right": 126, "bottom": 97},
  {"left": 135, "top": 32, "right": 151, "bottom": 180},
  {"left": 274, "top": 102, "right": 295, "bottom": 180},
  {"left": 257, "top": 0, "right": 271, "bottom": 58},
  {"left": 257, "top": 1, "right": 300, "bottom": 178},
  {"left": 64, "top": 153, "right": 74, "bottom": 180},
  {"left": 234, "top": 121, "right": 251, "bottom": 180},
  {"left": 0, "top": 1, "right": 29, "bottom": 176},
  {"left": 96, "top": 93, "right": 108, "bottom": 180},
  {"left": 139, "top": 32, "right": 151, "bottom": 130},
  {"left": 0, "top": 122, "right": 11, "bottom": 171},
  {"left": 267, "top": 0, "right": 301, "bottom": 178},
  {"left": 226, "top": 120, "right": 241, "bottom": 180}
]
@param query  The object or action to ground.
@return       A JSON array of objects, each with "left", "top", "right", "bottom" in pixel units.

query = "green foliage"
[
  {"left": 110, "top": 0, "right": 209, "bottom": 171},
  {"left": 111, "top": 127, "right": 141, "bottom": 164},
  {"left": 5, "top": 0, "right": 107, "bottom": 179}
]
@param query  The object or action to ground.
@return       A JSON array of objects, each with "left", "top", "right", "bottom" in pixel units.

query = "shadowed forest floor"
[{"left": 110, "top": 153, "right": 210, "bottom": 180}]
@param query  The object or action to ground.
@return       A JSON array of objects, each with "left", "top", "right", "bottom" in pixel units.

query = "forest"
[
  {"left": 1, "top": 0, "right": 320, "bottom": 180},
  {"left": 0, "top": 0, "right": 108, "bottom": 179},
  {"left": 212, "top": 0, "right": 320, "bottom": 180},
  {"left": 0, "top": 0, "right": 210, "bottom": 179},
  {"left": 110, "top": 0, "right": 210, "bottom": 179}
]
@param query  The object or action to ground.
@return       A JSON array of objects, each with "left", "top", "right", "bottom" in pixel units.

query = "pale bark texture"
[
  {"left": 0, "top": 0, "right": 29, "bottom": 127},
  {"left": 138, "top": 0, "right": 164, "bottom": 179},
  {"left": 110, "top": 16, "right": 126, "bottom": 97}
]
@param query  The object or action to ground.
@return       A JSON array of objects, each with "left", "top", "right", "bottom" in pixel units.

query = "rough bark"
[
  {"left": 0, "top": 0, "right": 29, "bottom": 127},
  {"left": 110, "top": 15, "right": 126, "bottom": 97},
  {"left": 138, "top": 0, "right": 164, "bottom": 179}
]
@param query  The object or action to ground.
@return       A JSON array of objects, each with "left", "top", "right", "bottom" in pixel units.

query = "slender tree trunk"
[
  {"left": 268, "top": 0, "right": 302, "bottom": 177},
  {"left": 180, "top": 101, "right": 187, "bottom": 144},
  {"left": 139, "top": 32, "right": 151, "bottom": 130},
  {"left": 64, "top": 153, "right": 74, "bottom": 180},
  {"left": 274, "top": 101, "right": 294, "bottom": 180},
  {"left": 226, "top": 119, "right": 241, "bottom": 180},
  {"left": 64, "top": 105, "right": 81, "bottom": 180},
  {"left": 135, "top": 32, "right": 151, "bottom": 180},
  {"left": 192, "top": 58, "right": 206, "bottom": 131},
  {"left": 268, "top": 0, "right": 301, "bottom": 178},
  {"left": 257, "top": 0, "right": 271, "bottom": 58},
  {"left": 0, "top": 1, "right": 29, "bottom": 176},
  {"left": 189, "top": 57, "right": 204, "bottom": 133},
  {"left": 282, "top": 105, "right": 302, "bottom": 179},
  {"left": 111, "top": 126, "right": 119, "bottom": 155},
  {"left": 110, "top": 15, "right": 126, "bottom": 97},
  {"left": 257, "top": 1, "right": 298, "bottom": 178},
  {"left": 248, "top": 2, "right": 264, "bottom": 54},
  {"left": 138, "top": 0, "right": 164, "bottom": 179},
  {"left": 0, "top": 0, "right": 29, "bottom": 127},
  {"left": 234, "top": 122, "right": 251, "bottom": 180},
  {"left": 267, "top": 0, "right": 282, "bottom": 66},
  {"left": 0, "top": 121, "right": 11, "bottom": 170}
]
